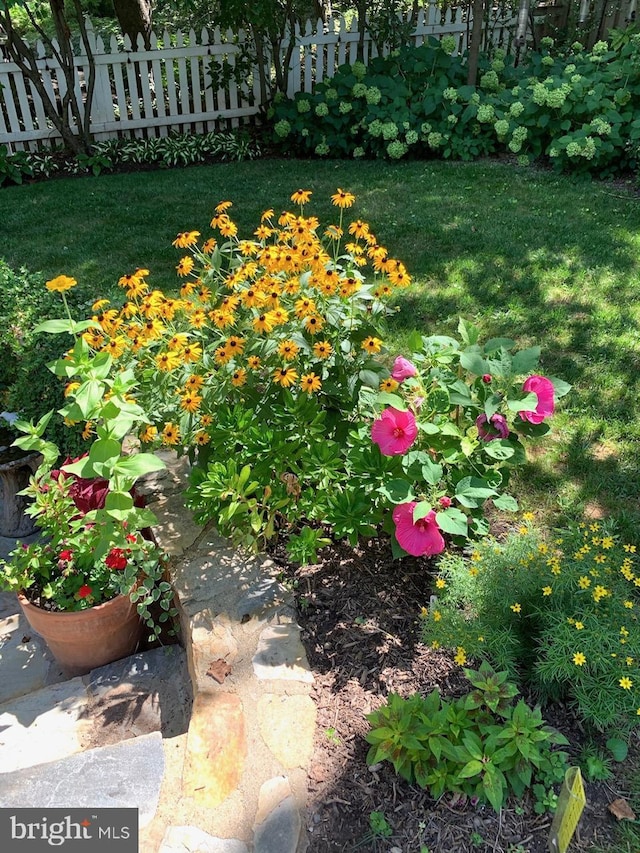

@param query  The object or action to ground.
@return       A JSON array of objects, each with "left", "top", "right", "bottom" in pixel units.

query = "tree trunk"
[
  {"left": 466, "top": 0, "right": 486, "bottom": 86},
  {"left": 112, "top": 0, "right": 152, "bottom": 48},
  {"left": 0, "top": 1, "right": 93, "bottom": 154}
]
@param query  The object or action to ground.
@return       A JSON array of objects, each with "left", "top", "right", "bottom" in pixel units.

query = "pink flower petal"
[
  {"left": 392, "top": 502, "right": 445, "bottom": 557},
  {"left": 519, "top": 375, "right": 555, "bottom": 424},
  {"left": 371, "top": 407, "right": 418, "bottom": 456}
]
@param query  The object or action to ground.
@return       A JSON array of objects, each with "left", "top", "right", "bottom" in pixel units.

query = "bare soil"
[{"left": 268, "top": 535, "right": 637, "bottom": 853}]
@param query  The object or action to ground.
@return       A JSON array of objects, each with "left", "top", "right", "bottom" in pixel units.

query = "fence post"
[{"left": 85, "top": 20, "right": 114, "bottom": 130}]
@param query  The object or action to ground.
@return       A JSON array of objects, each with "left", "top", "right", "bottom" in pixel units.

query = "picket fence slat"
[{"left": 1, "top": 5, "right": 517, "bottom": 152}]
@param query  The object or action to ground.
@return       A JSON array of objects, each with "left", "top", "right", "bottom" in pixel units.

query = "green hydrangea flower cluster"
[
  {"left": 352, "top": 60, "right": 367, "bottom": 81},
  {"left": 386, "top": 140, "right": 408, "bottom": 159},
  {"left": 480, "top": 70, "right": 500, "bottom": 92},
  {"left": 339, "top": 101, "right": 352, "bottom": 114},
  {"left": 405, "top": 129, "right": 419, "bottom": 145},
  {"left": 508, "top": 125, "right": 528, "bottom": 153},
  {"left": 353, "top": 146, "right": 365, "bottom": 158},
  {"left": 427, "top": 131, "right": 443, "bottom": 148},
  {"left": 315, "top": 140, "right": 330, "bottom": 155},
  {"left": 591, "top": 117, "right": 612, "bottom": 136},
  {"left": 368, "top": 119, "right": 383, "bottom": 137},
  {"left": 541, "top": 36, "right": 554, "bottom": 48},
  {"left": 365, "top": 87, "right": 382, "bottom": 105},
  {"left": 541, "top": 55, "right": 554, "bottom": 67},
  {"left": 443, "top": 87, "right": 458, "bottom": 102},
  {"left": 494, "top": 119, "right": 510, "bottom": 137},
  {"left": 477, "top": 103, "right": 495, "bottom": 123},
  {"left": 509, "top": 101, "right": 524, "bottom": 117},
  {"left": 325, "top": 88, "right": 338, "bottom": 101},
  {"left": 315, "top": 102, "right": 329, "bottom": 117},
  {"left": 297, "top": 99, "right": 311, "bottom": 113},
  {"left": 381, "top": 122, "right": 399, "bottom": 140},
  {"left": 447, "top": 114, "right": 458, "bottom": 125},
  {"left": 352, "top": 83, "right": 367, "bottom": 98},
  {"left": 440, "top": 35, "right": 456, "bottom": 55},
  {"left": 274, "top": 119, "right": 291, "bottom": 138}
]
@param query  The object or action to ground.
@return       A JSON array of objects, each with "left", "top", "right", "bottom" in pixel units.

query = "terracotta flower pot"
[{"left": 18, "top": 592, "right": 144, "bottom": 677}]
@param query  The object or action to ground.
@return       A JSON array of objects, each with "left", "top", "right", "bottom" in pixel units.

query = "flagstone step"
[{"left": 0, "top": 731, "right": 165, "bottom": 827}]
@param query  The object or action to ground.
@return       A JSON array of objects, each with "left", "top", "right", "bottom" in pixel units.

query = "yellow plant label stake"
[{"left": 548, "top": 767, "right": 586, "bottom": 853}]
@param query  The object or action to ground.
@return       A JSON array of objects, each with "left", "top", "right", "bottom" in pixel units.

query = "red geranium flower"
[
  {"left": 105, "top": 548, "right": 128, "bottom": 570},
  {"left": 77, "top": 584, "right": 93, "bottom": 598}
]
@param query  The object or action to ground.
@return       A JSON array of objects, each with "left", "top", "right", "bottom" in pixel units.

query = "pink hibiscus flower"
[
  {"left": 392, "top": 502, "right": 446, "bottom": 557},
  {"left": 391, "top": 356, "right": 418, "bottom": 382},
  {"left": 476, "top": 413, "right": 509, "bottom": 441},
  {"left": 371, "top": 407, "right": 418, "bottom": 456},
  {"left": 519, "top": 375, "right": 555, "bottom": 424}
]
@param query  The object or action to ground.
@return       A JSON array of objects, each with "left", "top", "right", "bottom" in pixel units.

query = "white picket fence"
[{"left": 0, "top": 6, "right": 516, "bottom": 153}]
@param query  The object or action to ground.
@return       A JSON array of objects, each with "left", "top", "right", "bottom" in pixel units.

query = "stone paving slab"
[
  {"left": 160, "top": 827, "right": 249, "bottom": 853},
  {"left": 0, "top": 731, "right": 165, "bottom": 827},
  {"left": 0, "top": 677, "right": 91, "bottom": 773},
  {"left": 0, "top": 609, "right": 64, "bottom": 704}
]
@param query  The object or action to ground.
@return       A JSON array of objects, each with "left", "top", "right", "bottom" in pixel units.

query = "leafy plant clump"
[
  {"left": 366, "top": 662, "right": 569, "bottom": 813},
  {"left": 270, "top": 35, "right": 640, "bottom": 176},
  {"left": 423, "top": 518, "right": 640, "bottom": 733},
  {"left": 0, "top": 129, "right": 262, "bottom": 186}
]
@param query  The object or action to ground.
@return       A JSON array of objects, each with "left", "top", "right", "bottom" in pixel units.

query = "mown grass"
[{"left": 2, "top": 157, "right": 640, "bottom": 542}]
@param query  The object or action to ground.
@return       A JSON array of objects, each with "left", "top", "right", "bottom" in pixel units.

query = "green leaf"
[
  {"left": 549, "top": 376, "right": 572, "bottom": 398},
  {"left": 435, "top": 507, "right": 468, "bottom": 537},
  {"left": 460, "top": 349, "right": 488, "bottom": 375},
  {"left": 104, "top": 490, "right": 134, "bottom": 520},
  {"left": 455, "top": 477, "right": 497, "bottom": 507},
  {"left": 492, "top": 493, "right": 519, "bottom": 511},
  {"left": 484, "top": 337, "right": 515, "bottom": 353},
  {"left": 377, "top": 392, "right": 407, "bottom": 411},
  {"left": 483, "top": 440, "right": 515, "bottom": 461},
  {"left": 606, "top": 737, "right": 628, "bottom": 762},
  {"left": 113, "top": 453, "right": 166, "bottom": 479},
  {"left": 421, "top": 457, "right": 443, "bottom": 485},
  {"left": 457, "top": 318, "right": 479, "bottom": 346},
  {"left": 33, "top": 319, "right": 76, "bottom": 334},
  {"left": 378, "top": 479, "right": 415, "bottom": 503},
  {"left": 507, "top": 392, "right": 538, "bottom": 412},
  {"left": 511, "top": 346, "right": 541, "bottom": 375},
  {"left": 412, "top": 500, "right": 432, "bottom": 522},
  {"left": 458, "top": 759, "right": 484, "bottom": 779}
]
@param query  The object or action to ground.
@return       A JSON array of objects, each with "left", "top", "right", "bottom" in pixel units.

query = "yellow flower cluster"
[{"left": 73, "top": 191, "right": 410, "bottom": 449}]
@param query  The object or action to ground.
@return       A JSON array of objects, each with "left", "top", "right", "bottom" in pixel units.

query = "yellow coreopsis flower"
[
  {"left": 510, "top": 603, "right": 522, "bottom": 613},
  {"left": 362, "top": 336, "right": 383, "bottom": 354},
  {"left": 435, "top": 578, "right": 446, "bottom": 589},
  {"left": 619, "top": 677, "right": 633, "bottom": 690},
  {"left": 162, "top": 423, "right": 181, "bottom": 445},
  {"left": 273, "top": 366, "right": 298, "bottom": 388},
  {"left": 231, "top": 368, "right": 247, "bottom": 387},
  {"left": 278, "top": 340, "right": 300, "bottom": 361},
  {"left": 176, "top": 256, "right": 194, "bottom": 277},
  {"left": 46, "top": 274, "right": 77, "bottom": 292},
  {"left": 139, "top": 424, "right": 158, "bottom": 443},
  {"left": 180, "top": 393, "right": 202, "bottom": 414},
  {"left": 300, "top": 373, "right": 322, "bottom": 394},
  {"left": 331, "top": 188, "right": 356, "bottom": 208},
  {"left": 572, "top": 652, "right": 586, "bottom": 666},
  {"left": 155, "top": 350, "right": 182, "bottom": 372},
  {"left": 291, "top": 189, "right": 312, "bottom": 205},
  {"left": 542, "top": 586, "right": 553, "bottom": 596},
  {"left": 172, "top": 231, "right": 201, "bottom": 248},
  {"left": 313, "top": 341, "right": 333, "bottom": 360}
]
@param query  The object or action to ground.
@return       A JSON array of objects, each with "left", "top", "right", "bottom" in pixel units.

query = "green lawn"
[{"left": 2, "top": 157, "right": 640, "bottom": 538}]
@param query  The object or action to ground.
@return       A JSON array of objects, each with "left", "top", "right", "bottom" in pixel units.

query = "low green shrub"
[
  {"left": 422, "top": 518, "right": 640, "bottom": 733},
  {"left": 366, "top": 661, "right": 569, "bottom": 812}
]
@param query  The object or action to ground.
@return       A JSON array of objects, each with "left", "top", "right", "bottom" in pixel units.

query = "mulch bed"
[{"left": 268, "top": 535, "right": 636, "bottom": 853}]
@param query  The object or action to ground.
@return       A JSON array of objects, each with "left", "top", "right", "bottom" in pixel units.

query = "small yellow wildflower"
[
  {"left": 573, "top": 652, "right": 586, "bottom": 666},
  {"left": 575, "top": 621, "right": 584, "bottom": 630},
  {"left": 433, "top": 610, "right": 442, "bottom": 622},
  {"left": 619, "top": 677, "right": 633, "bottom": 690},
  {"left": 542, "top": 586, "right": 552, "bottom": 596},
  {"left": 624, "top": 600, "right": 634, "bottom": 609},
  {"left": 435, "top": 578, "right": 446, "bottom": 589},
  {"left": 361, "top": 336, "right": 383, "bottom": 354},
  {"left": 578, "top": 576, "right": 591, "bottom": 589},
  {"left": 510, "top": 603, "right": 522, "bottom": 613},
  {"left": 522, "top": 512, "right": 535, "bottom": 521},
  {"left": 454, "top": 647, "right": 467, "bottom": 666}
]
